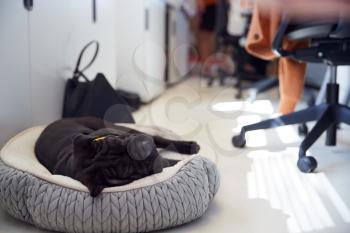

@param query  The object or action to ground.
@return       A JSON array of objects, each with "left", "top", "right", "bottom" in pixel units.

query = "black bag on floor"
[
  {"left": 62, "top": 41, "right": 134, "bottom": 123},
  {"left": 115, "top": 89, "right": 142, "bottom": 112}
]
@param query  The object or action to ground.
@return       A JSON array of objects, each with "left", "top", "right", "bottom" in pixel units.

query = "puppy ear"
[
  {"left": 72, "top": 134, "right": 93, "bottom": 147},
  {"left": 79, "top": 174, "right": 105, "bottom": 197},
  {"left": 72, "top": 134, "right": 94, "bottom": 158},
  {"left": 88, "top": 183, "right": 105, "bottom": 197}
]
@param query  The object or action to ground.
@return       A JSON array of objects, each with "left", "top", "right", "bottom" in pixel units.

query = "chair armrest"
[{"left": 272, "top": 13, "right": 291, "bottom": 57}]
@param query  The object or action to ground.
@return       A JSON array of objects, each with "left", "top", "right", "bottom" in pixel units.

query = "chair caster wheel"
[
  {"left": 297, "top": 156, "right": 317, "bottom": 173},
  {"left": 298, "top": 124, "right": 308, "bottom": 136},
  {"left": 232, "top": 135, "right": 246, "bottom": 148}
]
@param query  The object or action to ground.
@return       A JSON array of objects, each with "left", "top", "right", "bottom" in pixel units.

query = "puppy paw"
[
  {"left": 188, "top": 141, "right": 200, "bottom": 154},
  {"left": 179, "top": 141, "right": 200, "bottom": 154}
]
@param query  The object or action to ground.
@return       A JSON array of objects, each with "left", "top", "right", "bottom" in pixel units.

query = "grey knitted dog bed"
[{"left": 0, "top": 125, "right": 220, "bottom": 233}]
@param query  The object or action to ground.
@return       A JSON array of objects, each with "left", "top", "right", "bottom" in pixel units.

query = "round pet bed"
[{"left": 0, "top": 125, "right": 220, "bottom": 233}]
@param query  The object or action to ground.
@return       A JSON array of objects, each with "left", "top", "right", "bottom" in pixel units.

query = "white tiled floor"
[{"left": 1, "top": 77, "right": 350, "bottom": 233}]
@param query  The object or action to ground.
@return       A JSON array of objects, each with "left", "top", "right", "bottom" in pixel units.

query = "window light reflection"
[
  {"left": 212, "top": 100, "right": 274, "bottom": 115},
  {"left": 246, "top": 149, "right": 350, "bottom": 233}
]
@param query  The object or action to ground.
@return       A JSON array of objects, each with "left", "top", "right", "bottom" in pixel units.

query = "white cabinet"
[
  {"left": 93, "top": 0, "right": 117, "bottom": 85},
  {"left": 115, "top": 0, "right": 166, "bottom": 102},
  {"left": 0, "top": 0, "right": 32, "bottom": 146},
  {"left": 167, "top": 6, "right": 190, "bottom": 84}
]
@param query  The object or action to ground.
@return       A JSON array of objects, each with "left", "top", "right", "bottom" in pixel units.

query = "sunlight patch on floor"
[
  {"left": 212, "top": 100, "right": 275, "bottom": 115},
  {"left": 276, "top": 126, "right": 300, "bottom": 144},
  {"left": 247, "top": 148, "right": 350, "bottom": 233}
]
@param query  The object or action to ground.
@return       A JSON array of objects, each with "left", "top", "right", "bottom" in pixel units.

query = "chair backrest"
[{"left": 286, "top": 21, "right": 337, "bottom": 41}]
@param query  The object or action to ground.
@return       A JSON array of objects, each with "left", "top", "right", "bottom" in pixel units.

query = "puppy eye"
[{"left": 93, "top": 136, "right": 107, "bottom": 142}]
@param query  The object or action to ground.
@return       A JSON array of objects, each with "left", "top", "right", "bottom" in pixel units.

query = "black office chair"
[{"left": 232, "top": 15, "right": 350, "bottom": 173}]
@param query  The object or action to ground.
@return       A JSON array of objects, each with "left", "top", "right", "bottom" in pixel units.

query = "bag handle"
[{"left": 73, "top": 40, "right": 100, "bottom": 81}]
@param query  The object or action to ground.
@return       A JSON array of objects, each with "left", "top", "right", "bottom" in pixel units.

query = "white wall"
[
  {"left": 0, "top": 0, "right": 32, "bottom": 146},
  {"left": 338, "top": 66, "right": 350, "bottom": 104},
  {"left": 0, "top": 0, "right": 117, "bottom": 146}
]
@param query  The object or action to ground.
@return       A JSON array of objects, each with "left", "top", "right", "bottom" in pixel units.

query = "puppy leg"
[{"left": 153, "top": 136, "right": 200, "bottom": 155}]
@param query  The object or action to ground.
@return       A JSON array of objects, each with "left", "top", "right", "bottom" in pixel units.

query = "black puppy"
[{"left": 35, "top": 117, "right": 200, "bottom": 197}]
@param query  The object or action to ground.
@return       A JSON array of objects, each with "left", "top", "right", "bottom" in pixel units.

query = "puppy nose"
[{"left": 127, "top": 134, "right": 155, "bottom": 160}]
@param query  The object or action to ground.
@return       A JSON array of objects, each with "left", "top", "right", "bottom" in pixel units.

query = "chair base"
[
  {"left": 232, "top": 81, "right": 350, "bottom": 172},
  {"left": 233, "top": 102, "right": 350, "bottom": 172}
]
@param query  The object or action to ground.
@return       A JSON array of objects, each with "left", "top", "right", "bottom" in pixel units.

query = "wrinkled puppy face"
[{"left": 72, "top": 133, "right": 164, "bottom": 197}]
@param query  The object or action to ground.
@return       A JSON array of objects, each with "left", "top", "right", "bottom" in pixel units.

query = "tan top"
[{"left": 245, "top": 0, "right": 308, "bottom": 113}]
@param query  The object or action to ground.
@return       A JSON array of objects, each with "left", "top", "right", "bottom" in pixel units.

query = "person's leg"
[
  {"left": 278, "top": 57, "right": 307, "bottom": 114},
  {"left": 199, "top": 30, "right": 216, "bottom": 72},
  {"left": 198, "top": 4, "right": 217, "bottom": 73}
]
